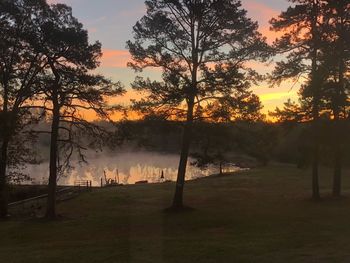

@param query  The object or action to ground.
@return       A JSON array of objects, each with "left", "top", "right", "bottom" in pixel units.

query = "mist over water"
[{"left": 25, "top": 151, "right": 240, "bottom": 186}]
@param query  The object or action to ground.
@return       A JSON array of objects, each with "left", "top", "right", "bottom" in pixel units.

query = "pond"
[{"left": 24, "top": 151, "right": 240, "bottom": 186}]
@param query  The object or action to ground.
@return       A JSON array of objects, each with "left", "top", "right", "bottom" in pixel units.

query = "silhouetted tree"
[
  {"left": 191, "top": 94, "right": 264, "bottom": 173},
  {"left": 0, "top": 0, "right": 48, "bottom": 218},
  {"left": 127, "top": 0, "right": 268, "bottom": 209},
  {"left": 270, "top": 99, "right": 310, "bottom": 124},
  {"left": 191, "top": 123, "right": 233, "bottom": 175},
  {"left": 32, "top": 3, "right": 123, "bottom": 219},
  {"left": 205, "top": 94, "right": 264, "bottom": 122},
  {"left": 270, "top": 0, "right": 326, "bottom": 200},
  {"left": 321, "top": 0, "right": 350, "bottom": 196}
]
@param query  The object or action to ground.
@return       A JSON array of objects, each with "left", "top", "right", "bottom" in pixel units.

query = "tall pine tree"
[
  {"left": 270, "top": 0, "right": 326, "bottom": 200},
  {"left": 127, "top": 0, "right": 268, "bottom": 209}
]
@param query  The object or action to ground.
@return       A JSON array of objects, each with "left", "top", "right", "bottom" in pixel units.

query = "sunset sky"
[{"left": 48, "top": 0, "right": 299, "bottom": 114}]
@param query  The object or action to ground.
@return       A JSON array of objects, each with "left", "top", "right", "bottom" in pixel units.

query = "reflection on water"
[{"left": 25, "top": 151, "right": 240, "bottom": 186}]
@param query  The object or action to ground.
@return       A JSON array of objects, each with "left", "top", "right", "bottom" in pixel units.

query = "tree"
[
  {"left": 31, "top": 3, "right": 124, "bottom": 219},
  {"left": 191, "top": 123, "right": 233, "bottom": 175},
  {"left": 127, "top": 0, "right": 268, "bottom": 209},
  {"left": 321, "top": 0, "right": 350, "bottom": 196},
  {"left": 270, "top": 0, "right": 326, "bottom": 200},
  {"left": 191, "top": 95, "right": 265, "bottom": 173},
  {"left": 270, "top": 99, "right": 310, "bottom": 123},
  {"left": 0, "top": 0, "right": 48, "bottom": 218}
]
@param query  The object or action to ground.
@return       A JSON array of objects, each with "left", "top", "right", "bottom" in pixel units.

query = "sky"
[{"left": 47, "top": 0, "right": 299, "bottom": 115}]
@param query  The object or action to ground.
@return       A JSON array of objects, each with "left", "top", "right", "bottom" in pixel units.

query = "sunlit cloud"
[
  {"left": 258, "top": 26, "right": 285, "bottom": 44},
  {"left": 108, "top": 89, "right": 143, "bottom": 105},
  {"left": 245, "top": 60, "right": 275, "bottom": 74},
  {"left": 243, "top": 0, "right": 282, "bottom": 43},
  {"left": 81, "top": 89, "right": 143, "bottom": 121},
  {"left": 88, "top": 27, "right": 98, "bottom": 33},
  {"left": 46, "top": 0, "right": 71, "bottom": 4},
  {"left": 243, "top": 0, "right": 279, "bottom": 21},
  {"left": 119, "top": 7, "right": 146, "bottom": 18},
  {"left": 101, "top": 49, "right": 131, "bottom": 68},
  {"left": 259, "top": 91, "right": 298, "bottom": 102}
]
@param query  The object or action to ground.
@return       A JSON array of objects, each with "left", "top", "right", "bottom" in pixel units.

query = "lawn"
[{"left": 1, "top": 164, "right": 350, "bottom": 263}]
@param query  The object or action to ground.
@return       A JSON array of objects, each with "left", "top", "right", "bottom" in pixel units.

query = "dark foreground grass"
[{"left": 2, "top": 164, "right": 350, "bottom": 262}]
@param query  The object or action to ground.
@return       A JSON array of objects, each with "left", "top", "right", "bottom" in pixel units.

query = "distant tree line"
[{"left": 119, "top": 118, "right": 350, "bottom": 170}]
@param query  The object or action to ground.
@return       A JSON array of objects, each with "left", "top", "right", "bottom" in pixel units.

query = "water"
[{"left": 25, "top": 151, "right": 240, "bottom": 186}]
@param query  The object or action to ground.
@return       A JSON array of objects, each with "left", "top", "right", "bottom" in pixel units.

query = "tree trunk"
[
  {"left": 312, "top": 142, "right": 320, "bottom": 200},
  {"left": 172, "top": 98, "right": 194, "bottom": 209},
  {"left": 0, "top": 138, "right": 9, "bottom": 218},
  {"left": 332, "top": 104, "right": 342, "bottom": 197},
  {"left": 46, "top": 63, "right": 60, "bottom": 219},
  {"left": 310, "top": 1, "right": 320, "bottom": 201},
  {"left": 311, "top": 89, "right": 320, "bottom": 200},
  {"left": 333, "top": 141, "right": 342, "bottom": 197},
  {"left": 332, "top": 5, "right": 345, "bottom": 197},
  {"left": 46, "top": 96, "right": 59, "bottom": 219},
  {"left": 0, "top": 79, "right": 10, "bottom": 218}
]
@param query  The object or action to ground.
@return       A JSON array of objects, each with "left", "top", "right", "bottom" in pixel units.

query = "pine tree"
[
  {"left": 127, "top": 0, "right": 268, "bottom": 209},
  {"left": 33, "top": 3, "right": 123, "bottom": 219},
  {"left": 270, "top": 0, "right": 326, "bottom": 200},
  {"left": 322, "top": 0, "right": 350, "bottom": 197},
  {"left": 0, "top": 0, "right": 48, "bottom": 218}
]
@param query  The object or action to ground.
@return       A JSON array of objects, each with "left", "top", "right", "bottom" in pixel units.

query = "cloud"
[
  {"left": 82, "top": 89, "right": 143, "bottom": 121},
  {"left": 101, "top": 49, "right": 131, "bottom": 68},
  {"left": 259, "top": 91, "right": 298, "bottom": 102},
  {"left": 258, "top": 26, "right": 284, "bottom": 44},
  {"left": 108, "top": 89, "right": 143, "bottom": 105},
  {"left": 88, "top": 27, "right": 98, "bottom": 33},
  {"left": 46, "top": 0, "right": 69, "bottom": 4},
  {"left": 245, "top": 60, "right": 275, "bottom": 74},
  {"left": 242, "top": 0, "right": 282, "bottom": 43},
  {"left": 243, "top": 0, "right": 279, "bottom": 22},
  {"left": 100, "top": 49, "right": 163, "bottom": 74},
  {"left": 119, "top": 6, "right": 146, "bottom": 18}
]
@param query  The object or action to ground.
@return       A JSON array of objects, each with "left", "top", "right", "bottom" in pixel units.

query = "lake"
[{"left": 24, "top": 151, "right": 240, "bottom": 186}]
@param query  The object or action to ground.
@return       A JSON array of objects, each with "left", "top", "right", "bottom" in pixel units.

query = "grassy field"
[{"left": 1, "top": 164, "right": 350, "bottom": 262}]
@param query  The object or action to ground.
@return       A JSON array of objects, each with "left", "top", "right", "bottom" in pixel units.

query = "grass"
[
  {"left": 8, "top": 185, "right": 68, "bottom": 203},
  {"left": 2, "top": 163, "right": 350, "bottom": 262}
]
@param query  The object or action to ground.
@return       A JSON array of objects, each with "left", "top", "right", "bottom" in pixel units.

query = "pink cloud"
[
  {"left": 242, "top": 0, "right": 282, "bottom": 43},
  {"left": 46, "top": 0, "right": 67, "bottom": 4},
  {"left": 101, "top": 49, "right": 131, "bottom": 68},
  {"left": 100, "top": 49, "right": 163, "bottom": 72},
  {"left": 88, "top": 27, "right": 98, "bottom": 33},
  {"left": 243, "top": 0, "right": 279, "bottom": 22}
]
